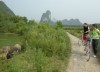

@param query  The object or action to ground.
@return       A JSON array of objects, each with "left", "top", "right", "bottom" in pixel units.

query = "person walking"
[{"left": 92, "top": 24, "right": 100, "bottom": 57}]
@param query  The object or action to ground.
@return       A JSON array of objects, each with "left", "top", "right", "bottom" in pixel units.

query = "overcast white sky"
[{"left": 2, "top": 0, "right": 100, "bottom": 23}]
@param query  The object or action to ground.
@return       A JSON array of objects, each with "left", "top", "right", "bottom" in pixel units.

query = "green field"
[{"left": 0, "top": 33, "right": 23, "bottom": 48}]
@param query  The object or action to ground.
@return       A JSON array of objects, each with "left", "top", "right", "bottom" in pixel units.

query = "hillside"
[
  {"left": 62, "top": 19, "right": 82, "bottom": 26},
  {"left": 0, "top": 1, "right": 15, "bottom": 16}
]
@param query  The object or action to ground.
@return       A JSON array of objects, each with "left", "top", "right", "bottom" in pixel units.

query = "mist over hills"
[
  {"left": 0, "top": 1, "right": 82, "bottom": 25},
  {"left": 62, "top": 19, "right": 82, "bottom": 25},
  {"left": 40, "top": 10, "right": 82, "bottom": 25}
]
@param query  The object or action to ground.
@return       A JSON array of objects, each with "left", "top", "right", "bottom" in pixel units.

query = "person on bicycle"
[
  {"left": 92, "top": 24, "right": 100, "bottom": 57},
  {"left": 83, "top": 23, "right": 90, "bottom": 45}
]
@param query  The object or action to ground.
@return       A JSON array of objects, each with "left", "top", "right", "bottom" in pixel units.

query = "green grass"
[
  {"left": 67, "top": 30, "right": 82, "bottom": 38},
  {"left": 0, "top": 33, "right": 23, "bottom": 72},
  {"left": 23, "top": 24, "right": 71, "bottom": 72},
  {"left": 0, "top": 24, "right": 71, "bottom": 72},
  {"left": 0, "top": 33, "right": 23, "bottom": 48}
]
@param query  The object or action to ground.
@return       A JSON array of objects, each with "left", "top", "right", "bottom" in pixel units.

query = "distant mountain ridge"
[
  {"left": 40, "top": 10, "right": 82, "bottom": 25},
  {"left": 62, "top": 19, "right": 82, "bottom": 25},
  {"left": 0, "top": 1, "right": 15, "bottom": 16}
]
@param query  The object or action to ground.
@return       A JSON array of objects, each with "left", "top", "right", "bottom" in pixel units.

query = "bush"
[
  {"left": 56, "top": 21, "right": 63, "bottom": 29},
  {"left": 0, "top": 16, "right": 28, "bottom": 35},
  {"left": 0, "top": 22, "right": 71, "bottom": 72},
  {"left": 23, "top": 23, "right": 71, "bottom": 72}
]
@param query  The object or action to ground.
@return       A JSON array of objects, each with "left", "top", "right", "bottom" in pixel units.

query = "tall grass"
[{"left": 0, "top": 23, "right": 71, "bottom": 72}]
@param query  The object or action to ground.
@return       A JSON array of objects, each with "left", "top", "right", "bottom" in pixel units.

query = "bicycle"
[
  {"left": 84, "top": 34, "right": 91, "bottom": 61},
  {"left": 78, "top": 33, "right": 91, "bottom": 61}
]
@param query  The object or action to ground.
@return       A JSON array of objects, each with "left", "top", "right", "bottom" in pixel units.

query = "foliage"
[
  {"left": 0, "top": 16, "right": 28, "bottom": 35},
  {"left": 0, "top": 22, "right": 71, "bottom": 72},
  {"left": 56, "top": 21, "right": 63, "bottom": 29},
  {"left": 23, "top": 23, "right": 71, "bottom": 72},
  {"left": 0, "top": 5, "right": 71, "bottom": 71}
]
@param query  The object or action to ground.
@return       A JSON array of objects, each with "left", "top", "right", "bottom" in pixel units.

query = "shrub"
[
  {"left": 0, "top": 22, "right": 71, "bottom": 72},
  {"left": 23, "top": 23, "right": 71, "bottom": 72}
]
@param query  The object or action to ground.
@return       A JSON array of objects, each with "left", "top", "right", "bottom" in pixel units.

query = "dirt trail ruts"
[{"left": 67, "top": 33, "right": 100, "bottom": 72}]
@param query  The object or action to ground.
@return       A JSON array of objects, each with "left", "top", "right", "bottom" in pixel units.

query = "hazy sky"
[{"left": 2, "top": 0, "right": 100, "bottom": 23}]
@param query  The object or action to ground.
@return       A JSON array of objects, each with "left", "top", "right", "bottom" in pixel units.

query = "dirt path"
[{"left": 67, "top": 33, "right": 100, "bottom": 72}]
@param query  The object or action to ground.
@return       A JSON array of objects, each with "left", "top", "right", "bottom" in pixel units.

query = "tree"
[
  {"left": 56, "top": 21, "right": 63, "bottom": 28},
  {"left": 28, "top": 20, "right": 37, "bottom": 25},
  {"left": 16, "top": 20, "right": 27, "bottom": 35}
]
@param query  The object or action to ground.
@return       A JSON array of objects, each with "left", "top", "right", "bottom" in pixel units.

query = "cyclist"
[
  {"left": 92, "top": 24, "right": 100, "bottom": 58},
  {"left": 83, "top": 23, "right": 90, "bottom": 45}
]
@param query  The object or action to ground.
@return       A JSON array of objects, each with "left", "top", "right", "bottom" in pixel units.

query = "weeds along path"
[{"left": 67, "top": 32, "right": 100, "bottom": 72}]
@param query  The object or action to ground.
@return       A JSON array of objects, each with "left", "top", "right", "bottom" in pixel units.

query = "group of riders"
[{"left": 82, "top": 23, "right": 100, "bottom": 58}]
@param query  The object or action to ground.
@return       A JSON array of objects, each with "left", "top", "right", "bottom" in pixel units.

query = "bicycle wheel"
[
  {"left": 85, "top": 42, "right": 91, "bottom": 61},
  {"left": 87, "top": 53, "right": 90, "bottom": 61}
]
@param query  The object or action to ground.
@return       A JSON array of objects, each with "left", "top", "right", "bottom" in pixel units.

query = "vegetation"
[
  {"left": 0, "top": 16, "right": 28, "bottom": 35},
  {"left": 0, "top": 16, "right": 71, "bottom": 72},
  {"left": 68, "top": 30, "right": 82, "bottom": 38},
  {"left": 0, "top": 33, "right": 23, "bottom": 48},
  {"left": 0, "top": 1, "right": 15, "bottom": 16},
  {"left": 0, "top": 1, "right": 71, "bottom": 72}
]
